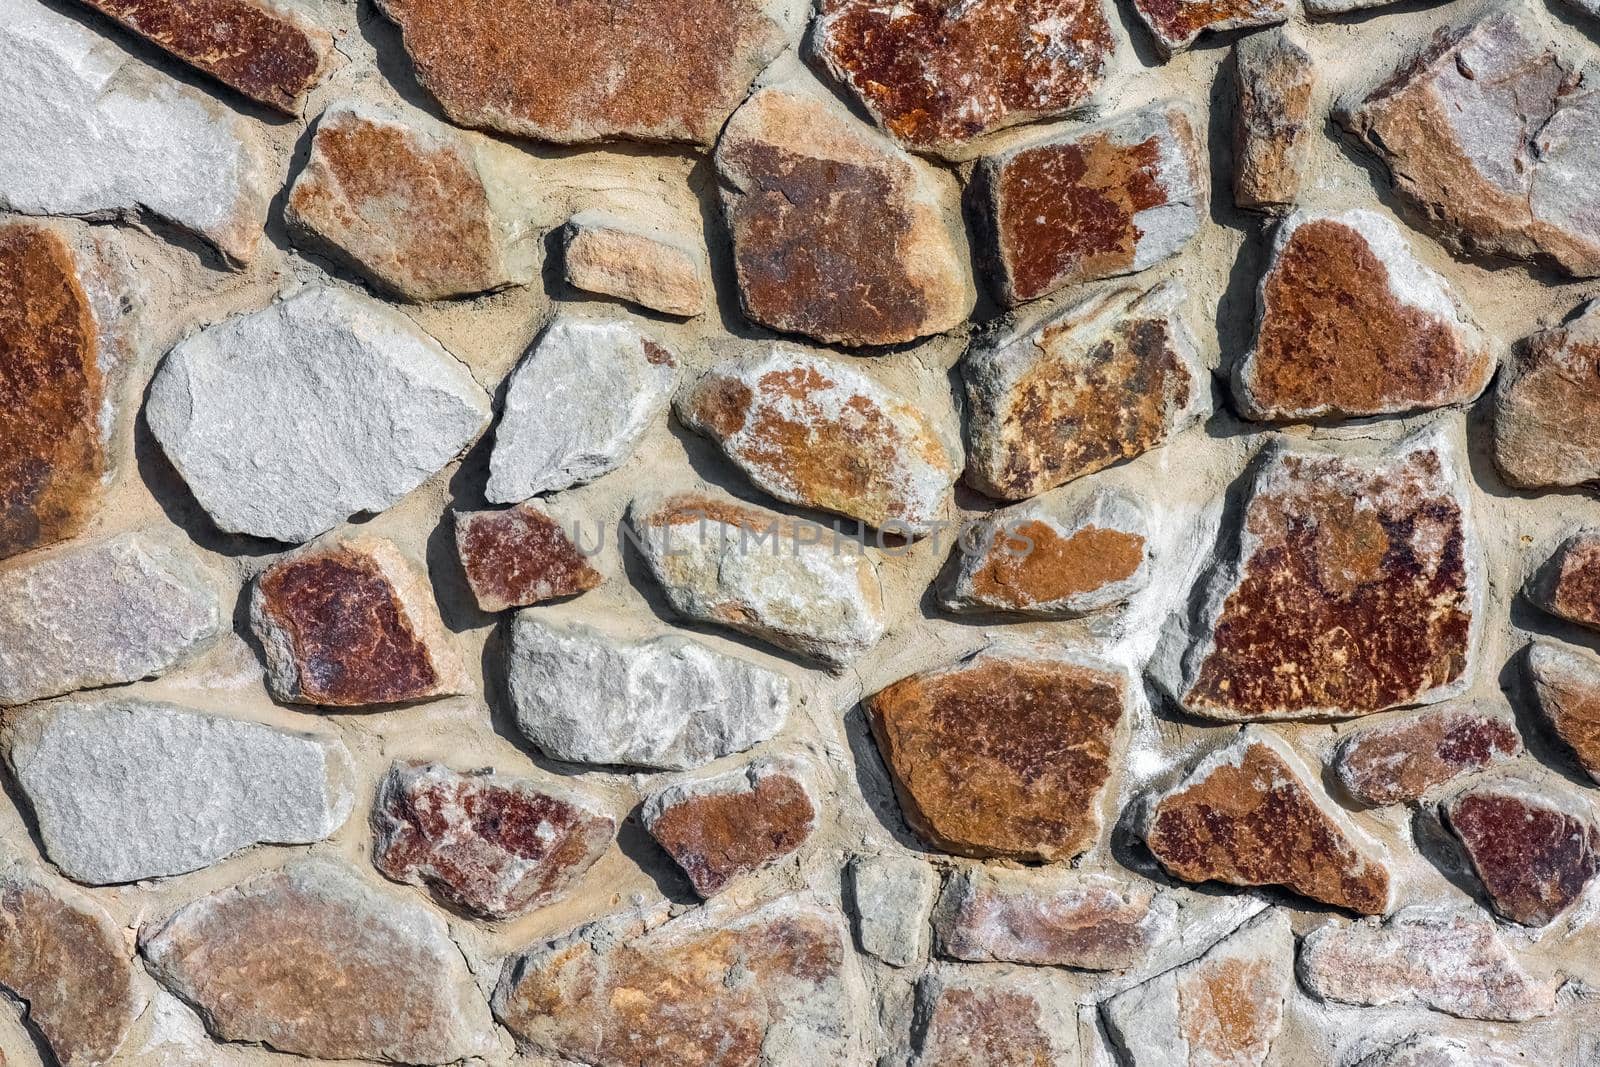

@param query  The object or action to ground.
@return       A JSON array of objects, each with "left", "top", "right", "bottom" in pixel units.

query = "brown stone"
[
  {"left": 454, "top": 503, "right": 601, "bottom": 613},
  {"left": 1233, "top": 28, "right": 1314, "bottom": 213},
  {"left": 1144, "top": 727, "right": 1393, "bottom": 914},
  {"left": 866, "top": 646, "right": 1127, "bottom": 861},
  {"left": 372, "top": 761, "right": 615, "bottom": 919},
  {"left": 563, "top": 210, "right": 705, "bottom": 317},
  {"left": 1131, "top": 0, "right": 1288, "bottom": 56},
  {"left": 1533, "top": 531, "right": 1600, "bottom": 631},
  {"left": 1333, "top": 707, "right": 1521, "bottom": 806},
  {"left": 73, "top": 0, "right": 333, "bottom": 114},
  {"left": 1495, "top": 301, "right": 1600, "bottom": 488},
  {"left": 975, "top": 101, "right": 1206, "bottom": 306},
  {"left": 1445, "top": 779, "right": 1600, "bottom": 926},
  {"left": 910, "top": 965, "right": 1079, "bottom": 1065},
  {"left": 1527, "top": 641, "right": 1600, "bottom": 783},
  {"left": 811, "top": 0, "right": 1114, "bottom": 157},
  {"left": 642, "top": 757, "right": 816, "bottom": 897},
  {"left": 715, "top": 84, "right": 974, "bottom": 347}
]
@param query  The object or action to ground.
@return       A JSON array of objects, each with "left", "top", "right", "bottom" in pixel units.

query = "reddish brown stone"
[
  {"left": 1495, "top": 301, "right": 1600, "bottom": 488},
  {"left": 1233, "top": 28, "right": 1314, "bottom": 213},
  {"left": 1333, "top": 707, "right": 1521, "bottom": 806},
  {"left": 911, "top": 965, "right": 1079, "bottom": 1065},
  {"left": 1532, "top": 530, "right": 1600, "bottom": 631},
  {"left": 866, "top": 647, "right": 1127, "bottom": 862},
  {"left": 1131, "top": 0, "right": 1288, "bottom": 57},
  {"left": 1527, "top": 641, "right": 1600, "bottom": 783},
  {"left": 454, "top": 504, "right": 601, "bottom": 613},
  {"left": 1446, "top": 780, "right": 1600, "bottom": 926}
]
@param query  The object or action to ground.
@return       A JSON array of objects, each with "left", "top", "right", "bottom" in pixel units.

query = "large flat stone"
[
  {"left": 1333, "top": 706, "right": 1521, "bottom": 806},
  {"left": 846, "top": 852, "right": 937, "bottom": 967},
  {"left": 1445, "top": 778, "right": 1600, "bottom": 926},
  {"left": 1233, "top": 28, "right": 1314, "bottom": 213},
  {"left": 1527, "top": 641, "right": 1600, "bottom": 783},
  {"left": 911, "top": 964, "right": 1080, "bottom": 1065},
  {"left": 1494, "top": 300, "right": 1600, "bottom": 488},
  {"left": 563, "top": 210, "right": 705, "bottom": 317},
  {"left": 1131, "top": 0, "right": 1288, "bottom": 56},
  {"left": 455, "top": 502, "right": 602, "bottom": 612}
]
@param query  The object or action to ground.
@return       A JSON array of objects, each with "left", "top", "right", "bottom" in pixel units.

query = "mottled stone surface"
[
  {"left": 1132, "top": 0, "right": 1288, "bottom": 56},
  {"left": 1235, "top": 210, "right": 1492, "bottom": 421},
  {"left": 142, "top": 860, "right": 495, "bottom": 1062},
  {"left": 1527, "top": 641, "right": 1600, "bottom": 782},
  {"left": 1351, "top": 1032, "right": 1525, "bottom": 1067},
  {"left": 1233, "top": 29, "right": 1313, "bottom": 213},
  {"left": 1333, "top": 707, "right": 1521, "bottom": 806},
  {"left": 563, "top": 211, "right": 704, "bottom": 316},
  {"left": 715, "top": 84, "right": 974, "bottom": 346},
  {"left": 1532, "top": 530, "right": 1600, "bottom": 634},
  {"left": 1144, "top": 727, "right": 1393, "bottom": 914},
  {"left": 1495, "top": 301, "right": 1600, "bottom": 489},
  {"left": 811, "top": 0, "right": 1114, "bottom": 157},
  {"left": 251, "top": 537, "right": 471, "bottom": 707},
  {"left": 866, "top": 646, "right": 1127, "bottom": 861},
  {"left": 976, "top": 101, "right": 1205, "bottom": 305},
  {"left": 964, "top": 280, "right": 1207, "bottom": 499},
  {"left": 1445, "top": 779, "right": 1600, "bottom": 926},
  {"left": 911, "top": 964, "right": 1080, "bottom": 1065},
  {"left": 455, "top": 504, "right": 599, "bottom": 613},
  {"left": 373, "top": 761, "right": 615, "bottom": 919},
  {"left": 847, "top": 853, "right": 937, "bottom": 967}
]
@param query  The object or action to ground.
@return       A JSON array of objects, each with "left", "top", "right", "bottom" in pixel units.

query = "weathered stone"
[
  {"left": 486, "top": 317, "right": 677, "bottom": 501},
  {"left": 494, "top": 896, "right": 860, "bottom": 1066},
  {"left": 677, "top": 349, "right": 961, "bottom": 535},
  {"left": 716, "top": 83, "right": 974, "bottom": 347},
  {"left": 142, "top": 860, "right": 495, "bottom": 1062},
  {"left": 287, "top": 101, "right": 536, "bottom": 302},
  {"left": 1560, "top": 0, "right": 1600, "bottom": 18},
  {"left": 629, "top": 491, "right": 888, "bottom": 666},
  {"left": 1333, "top": 707, "right": 1521, "bottom": 806},
  {"left": 643, "top": 757, "right": 816, "bottom": 897},
  {"left": 911, "top": 964, "right": 1080, "bottom": 1065},
  {"left": 1339, "top": 9, "right": 1600, "bottom": 277},
  {"left": 866, "top": 646, "right": 1128, "bottom": 861},
  {"left": 372, "top": 761, "right": 615, "bottom": 919},
  {"left": 1494, "top": 301, "right": 1600, "bottom": 488},
  {"left": 1299, "top": 905, "right": 1559, "bottom": 1021},
  {"left": 1533, "top": 531, "right": 1600, "bottom": 631},
  {"left": 846, "top": 853, "right": 937, "bottom": 967},
  {"left": 1131, "top": 0, "right": 1287, "bottom": 56},
  {"left": 454, "top": 503, "right": 601, "bottom": 612},
  {"left": 71, "top": 0, "right": 333, "bottom": 114},
  {"left": 1527, "top": 641, "right": 1600, "bottom": 782},
  {"left": 811, "top": 0, "right": 1115, "bottom": 157},
  {"left": 0, "top": 0, "right": 271, "bottom": 263},
  {"left": 0, "top": 531, "right": 222, "bottom": 707},
  {"left": 1144, "top": 727, "right": 1393, "bottom": 914},
  {"left": 1445, "top": 779, "right": 1600, "bottom": 926},
  {"left": 7, "top": 698, "right": 353, "bottom": 885},
  {"left": 1351, "top": 1032, "right": 1526, "bottom": 1067},
  {"left": 1234, "top": 210, "right": 1492, "bottom": 421},
  {"left": 563, "top": 211, "right": 705, "bottom": 316},
  {"left": 146, "top": 286, "right": 491, "bottom": 543},
  {"left": 939, "top": 485, "right": 1149, "bottom": 616},
  {"left": 506, "top": 615, "right": 791, "bottom": 769},
  {"left": 1233, "top": 29, "right": 1314, "bottom": 213},
  {"left": 250, "top": 537, "right": 471, "bottom": 707}
]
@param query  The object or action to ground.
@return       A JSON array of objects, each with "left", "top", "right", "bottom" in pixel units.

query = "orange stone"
[
  {"left": 1527, "top": 641, "right": 1600, "bottom": 783},
  {"left": 454, "top": 503, "right": 601, "bottom": 613},
  {"left": 1494, "top": 301, "right": 1600, "bottom": 488},
  {"left": 1333, "top": 707, "right": 1521, "bottom": 806},
  {"left": 1446, "top": 780, "right": 1600, "bottom": 926},
  {"left": 1130, "top": 0, "right": 1288, "bottom": 56},
  {"left": 911, "top": 965, "right": 1079, "bottom": 1065}
]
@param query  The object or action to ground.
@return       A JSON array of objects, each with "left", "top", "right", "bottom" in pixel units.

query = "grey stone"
[
  {"left": 1560, "top": 0, "right": 1600, "bottom": 19},
  {"left": 846, "top": 853, "right": 936, "bottom": 967},
  {"left": 1350, "top": 1032, "right": 1527, "bottom": 1067}
]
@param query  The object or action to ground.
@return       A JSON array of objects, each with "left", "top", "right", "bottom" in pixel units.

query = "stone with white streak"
[{"left": 846, "top": 853, "right": 937, "bottom": 967}]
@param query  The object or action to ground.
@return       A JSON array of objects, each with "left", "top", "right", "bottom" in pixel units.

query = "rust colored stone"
[
  {"left": 1446, "top": 780, "right": 1600, "bottom": 926},
  {"left": 911, "top": 965, "right": 1079, "bottom": 1065},
  {"left": 1131, "top": 0, "right": 1288, "bottom": 57},
  {"left": 454, "top": 504, "right": 601, "bottom": 613},
  {"left": 1532, "top": 530, "right": 1600, "bottom": 631},
  {"left": 1527, "top": 641, "right": 1600, "bottom": 783},
  {"left": 1233, "top": 28, "right": 1314, "bottom": 213},
  {"left": 1334, "top": 708, "right": 1521, "bottom": 806},
  {"left": 1495, "top": 301, "right": 1600, "bottom": 488}
]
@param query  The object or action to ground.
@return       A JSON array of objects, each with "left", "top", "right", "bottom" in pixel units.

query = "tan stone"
[
  {"left": 1333, "top": 707, "right": 1521, "bottom": 806},
  {"left": 454, "top": 503, "right": 601, "bottom": 613},
  {"left": 563, "top": 210, "right": 704, "bottom": 316},
  {"left": 1131, "top": 0, "right": 1288, "bottom": 56},
  {"left": 1495, "top": 301, "right": 1600, "bottom": 488},
  {"left": 1233, "top": 28, "right": 1314, "bottom": 213},
  {"left": 1445, "top": 778, "right": 1600, "bottom": 926},
  {"left": 910, "top": 964, "right": 1080, "bottom": 1065},
  {"left": 1527, "top": 641, "right": 1600, "bottom": 783}
]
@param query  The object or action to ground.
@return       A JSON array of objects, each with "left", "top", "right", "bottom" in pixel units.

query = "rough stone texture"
[
  {"left": 1234, "top": 210, "right": 1493, "bottom": 421},
  {"left": 454, "top": 503, "right": 602, "bottom": 612},
  {"left": 1233, "top": 28, "right": 1314, "bottom": 213},
  {"left": 1144, "top": 727, "right": 1393, "bottom": 914},
  {"left": 1494, "top": 301, "right": 1600, "bottom": 489},
  {"left": 1340, "top": 9, "right": 1600, "bottom": 277},
  {"left": 1333, "top": 707, "right": 1522, "bottom": 806},
  {"left": 1351, "top": 1033, "right": 1526, "bottom": 1067},
  {"left": 1170, "top": 427, "right": 1481, "bottom": 721},
  {"left": 146, "top": 286, "right": 491, "bottom": 543},
  {"left": 629, "top": 491, "right": 888, "bottom": 666},
  {"left": 372, "top": 761, "right": 615, "bottom": 919},
  {"left": 939, "top": 484, "right": 1150, "bottom": 616},
  {"left": 486, "top": 317, "right": 677, "bottom": 502},
  {"left": 250, "top": 537, "right": 472, "bottom": 707},
  {"left": 1527, "top": 641, "right": 1600, "bottom": 782},
  {"left": 677, "top": 349, "right": 961, "bottom": 535},
  {"left": 7, "top": 698, "right": 353, "bottom": 885},
  {"left": 1132, "top": 0, "right": 1288, "bottom": 56},
  {"left": 563, "top": 211, "right": 705, "bottom": 317},
  {"left": 964, "top": 280, "right": 1208, "bottom": 499},
  {"left": 0, "top": 530, "right": 223, "bottom": 707},
  {"left": 1532, "top": 531, "right": 1600, "bottom": 631},
  {"left": 846, "top": 853, "right": 937, "bottom": 967},
  {"left": 1300, "top": 905, "right": 1559, "bottom": 1021},
  {"left": 375, "top": 0, "right": 803, "bottom": 145},
  {"left": 976, "top": 101, "right": 1205, "bottom": 305},
  {"left": 1445, "top": 778, "right": 1600, "bottom": 926},
  {"left": 0, "top": 0, "right": 271, "bottom": 264},
  {"left": 494, "top": 896, "right": 860, "bottom": 1066},
  {"left": 142, "top": 860, "right": 495, "bottom": 1062},
  {"left": 715, "top": 84, "right": 974, "bottom": 347},
  {"left": 506, "top": 615, "right": 791, "bottom": 769},
  {"left": 287, "top": 101, "right": 536, "bottom": 302},
  {"left": 910, "top": 964, "right": 1080, "bottom": 1065},
  {"left": 866, "top": 646, "right": 1128, "bottom": 861},
  {"left": 811, "top": 0, "right": 1115, "bottom": 157},
  {"left": 642, "top": 756, "right": 817, "bottom": 897}
]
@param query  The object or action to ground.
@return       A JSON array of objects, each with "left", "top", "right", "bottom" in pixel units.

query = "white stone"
[
  {"left": 846, "top": 853, "right": 937, "bottom": 967},
  {"left": 1350, "top": 1032, "right": 1526, "bottom": 1067}
]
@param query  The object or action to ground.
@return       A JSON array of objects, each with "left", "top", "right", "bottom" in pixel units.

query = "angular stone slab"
[
  {"left": 1531, "top": 531, "right": 1600, "bottom": 631},
  {"left": 1131, "top": 0, "right": 1287, "bottom": 56},
  {"left": 1495, "top": 301, "right": 1600, "bottom": 489},
  {"left": 563, "top": 211, "right": 705, "bottom": 317},
  {"left": 146, "top": 286, "right": 491, "bottom": 542},
  {"left": 7, "top": 698, "right": 353, "bottom": 885},
  {"left": 1527, "top": 641, "right": 1600, "bottom": 783},
  {"left": 1333, "top": 706, "right": 1521, "bottom": 806},
  {"left": 455, "top": 503, "right": 601, "bottom": 612},
  {"left": 1351, "top": 1032, "right": 1526, "bottom": 1067},
  {"left": 1445, "top": 778, "right": 1600, "bottom": 926},
  {"left": 846, "top": 853, "right": 937, "bottom": 967},
  {"left": 911, "top": 964, "right": 1080, "bottom": 1065},
  {"left": 1233, "top": 28, "right": 1314, "bottom": 213}
]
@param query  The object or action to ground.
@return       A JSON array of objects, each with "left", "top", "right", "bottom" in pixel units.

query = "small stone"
[
  {"left": 1299, "top": 905, "right": 1559, "bottom": 1021},
  {"left": 1333, "top": 707, "right": 1521, "bottom": 806},
  {"left": 846, "top": 853, "right": 937, "bottom": 967},
  {"left": 506, "top": 615, "right": 791, "bottom": 770},
  {"left": 1495, "top": 301, "right": 1600, "bottom": 488},
  {"left": 1532, "top": 531, "right": 1600, "bottom": 631},
  {"left": 716, "top": 83, "right": 974, "bottom": 347},
  {"left": 677, "top": 349, "right": 961, "bottom": 535},
  {"left": 1561, "top": 0, "right": 1600, "bottom": 18},
  {"left": 939, "top": 485, "right": 1149, "bottom": 616},
  {"left": 372, "top": 761, "right": 615, "bottom": 919},
  {"left": 486, "top": 317, "right": 677, "bottom": 502},
  {"left": 1233, "top": 28, "right": 1314, "bottom": 213},
  {"left": 1234, "top": 210, "right": 1492, "bottom": 421},
  {"left": 0, "top": 531, "right": 223, "bottom": 707},
  {"left": 142, "top": 860, "right": 495, "bottom": 1062},
  {"left": 250, "top": 537, "right": 472, "bottom": 707},
  {"left": 643, "top": 757, "right": 816, "bottom": 897},
  {"left": 1445, "top": 778, "right": 1600, "bottom": 926},
  {"left": 72, "top": 0, "right": 333, "bottom": 114},
  {"left": 6, "top": 698, "right": 353, "bottom": 885},
  {"left": 493, "top": 896, "right": 860, "bottom": 1066},
  {"left": 811, "top": 0, "right": 1115, "bottom": 157},
  {"left": 146, "top": 285, "right": 491, "bottom": 543},
  {"left": 0, "top": 0, "right": 271, "bottom": 263},
  {"left": 866, "top": 645, "right": 1128, "bottom": 861},
  {"left": 1527, "top": 641, "right": 1600, "bottom": 782},
  {"left": 1144, "top": 727, "right": 1393, "bottom": 914},
  {"left": 563, "top": 211, "right": 705, "bottom": 316},
  {"left": 976, "top": 101, "right": 1205, "bottom": 305},
  {"left": 1351, "top": 1032, "right": 1526, "bottom": 1067},
  {"left": 454, "top": 503, "right": 601, "bottom": 612},
  {"left": 911, "top": 964, "right": 1080, "bottom": 1065},
  {"left": 287, "top": 101, "right": 536, "bottom": 302},
  {"left": 1131, "top": 0, "right": 1287, "bottom": 56}
]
